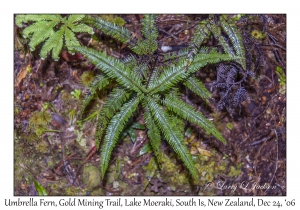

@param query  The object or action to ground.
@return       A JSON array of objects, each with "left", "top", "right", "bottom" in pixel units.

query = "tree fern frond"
[
  {"left": 74, "top": 46, "right": 146, "bottom": 94},
  {"left": 80, "top": 75, "right": 110, "bottom": 119},
  {"left": 143, "top": 105, "right": 163, "bottom": 165},
  {"left": 220, "top": 16, "right": 246, "bottom": 69},
  {"left": 95, "top": 88, "right": 131, "bottom": 149},
  {"left": 184, "top": 76, "right": 211, "bottom": 99},
  {"left": 164, "top": 93, "right": 226, "bottom": 144},
  {"left": 146, "top": 98, "right": 198, "bottom": 180},
  {"left": 84, "top": 16, "right": 132, "bottom": 44},
  {"left": 101, "top": 95, "right": 143, "bottom": 178}
]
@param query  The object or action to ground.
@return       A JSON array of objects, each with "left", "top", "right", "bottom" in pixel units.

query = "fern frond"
[
  {"left": 190, "top": 20, "right": 210, "bottom": 48},
  {"left": 66, "top": 14, "right": 85, "bottom": 24},
  {"left": 95, "top": 88, "right": 131, "bottom": 149},
  {"left": 101, "top": 95, "right": 143, "bottom": 178},
  {"left": 22, "top": 20, "right": 57, "bottom": 51},
  {"left": 39, "top": 27, "right": 64, "bottom": 59},
  {"left": 15, "top": 14, "right": 60, "bottom": 27},
  {"left": 147, "top": 58, "right": 188, "bottom": 94},
  {"left": 122, "top": 54, "right": 149, "bottom": 80},
  {"left": 80, "top": 75, "right": 110, "bottom": 119},
  {"left": 64, "top": 27, "right": 81, "bottom": 53},
  {"left": 74, "top": 46, "right": 146, "bottom": 93},
  {"left": 220, "top": 16, "right": 246, "bottom": 69},
  {"left": 164, "top": 93, "right": 226, "bottom": 144},
  {"left": 140, "top": 14, "right": 158, "bottom": 54},
  {"left": 146, "top": 98, "right": 198, "bottom": 180},
  {"left": 188, "top": 48, "right": 238, "bottom": 75},
  {"left": 84, "top": 16, "right": 132, "bottom": 44},
  {"left": 184, "top": 76, "right": 211, "bottom": 99},
  {"left": 148, "top": 49, "right": 237, "bottom": 94},
  {"left": 208, "top": 20, "right": 235, "bottom": 56},
  {"left": 16, "top": 14, "right": 93, "bottom": 60},
  {"left": 143, "top": 105, "right": 163, "bottom": 165}
]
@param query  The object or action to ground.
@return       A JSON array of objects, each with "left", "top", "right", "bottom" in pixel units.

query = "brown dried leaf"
[{"left": 15, "top": 64, "right": 31, "bottom": 87}]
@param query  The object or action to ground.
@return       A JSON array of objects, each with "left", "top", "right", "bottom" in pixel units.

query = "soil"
[{"left": 14, "top": 14, "right": 286, "bottom": 196}]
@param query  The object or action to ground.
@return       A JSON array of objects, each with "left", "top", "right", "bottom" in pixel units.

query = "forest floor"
[{"left": 14, "top": 14, "right": 286, "bottom": 196}]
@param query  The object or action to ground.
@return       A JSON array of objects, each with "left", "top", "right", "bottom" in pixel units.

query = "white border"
[{"left": 2, "top": 0, "right": 297, "bottom": 209}]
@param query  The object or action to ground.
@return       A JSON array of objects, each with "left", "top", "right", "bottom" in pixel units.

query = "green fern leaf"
[
  {"left": 73, "top": 46, "right": 146, "bottom": 94},
  {"left": 65, "top": 14, "right": 85, "bottom": 24},
  {"left": 39, "top": 27, "right": 64, "bottom": 59},
  {"left": 101, "top": 95, "right": 143, "bottom": 178},
  {"left": 64, "top": 27, "right": 81, "bottom": 52},
  {"left": 80, "top": 75, "right": 110, "bottom": 119},
  {"left": 220, "top": 16, "right": 246, "bottom": 69},
  {"left": 95, "top": 88, "right": 131, "bottom": 149},
  {"left": 191, "top": 20, "right": 211, "bottom": 48},
  {"left": 146, "top": 98, "right": 198, "bottom": 180},
  {"left": 208, "top": 19, "right": 235, "bottom": 56},
  {"left": 16, "top": 14, "right": 94, "bottom": 60},
  {"left": 148, "top": 49, "right": 237, "bottom": 94},
  {"left": 143, "top": 105, "right": 163, "bottom": 165},
  {"left": 147, "top": 58, "right": 188, "bottom": 94},
  {"left": 22, "top": 20, "right": 57, "bottom": 51},
  {"left": 15, "top": 14, "right": 60, "bottom": 27},
  {"left": 164, "top": 93, "right": 226, "bottom": 144},
  {"left": 132, "top": 14, "right": 158, "bottom": 55},
  {"left": 184, "top": 76, "right": 211, "bottom": 99},
  {"left": 84, "top": 16, "right": 131, "bottom": 44}
]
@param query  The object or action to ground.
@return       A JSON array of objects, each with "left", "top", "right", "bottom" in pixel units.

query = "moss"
[
  {"left": 29, "top": 111, "right": 44, "bottom": 127},
  {"left": 228, "top": 165, "right": 242, "bottom": 177},
  {"left": 39, "top": 111, "right": 52, "bottom": 124},
  {"left": 61, "top": 91, "right": 73, "bottom": 103},
  {"left": 65, "top": 186, "right": 83, "bottom": 196},
  {"left": 35, "top": 141, "right": 48, "bottom": 153},
  {"left": 82, "top": 164, "right": 101, "bottom": 190},
  {"left": 80, "top": 71, "right": 95, "bottom": 87},
  {"left": 26, "top": 133, "right": 39, "bottom": 144}
]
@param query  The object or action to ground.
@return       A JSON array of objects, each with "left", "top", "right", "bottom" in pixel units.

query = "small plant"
[
  {"left": 77, "top": 14, "right": 247, "bottom": 181},
  {"left": 70, "top": 89, "right": 82, "bottom": 100},
  {"left": 15, "top": 14, "right": 94, "bottom": 60}
]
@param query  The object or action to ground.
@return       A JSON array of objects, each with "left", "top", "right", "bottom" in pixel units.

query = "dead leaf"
[{"left": 15, "top": 64, "right": 31, "bottom": 87}]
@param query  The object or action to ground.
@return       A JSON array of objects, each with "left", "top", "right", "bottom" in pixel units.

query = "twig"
[
  {"left": 252, "top": 95, "right": 277, "bottom": 123},
  {"left": 158, "top": 21, "right": 200, "bottom": 43},
  {"left": 261, "top": 44, "right": 286, "bottom": 51},
  {"left": 159, "top": 28, "right": 180, "bottom": 41},
  {"left": 250, "top": 130, "right": 275, "bottom": 146}
]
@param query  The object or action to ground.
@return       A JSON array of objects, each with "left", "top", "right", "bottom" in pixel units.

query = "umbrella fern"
[{"left": 75, "top": 14, "right": 247, "bottom": 181}]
